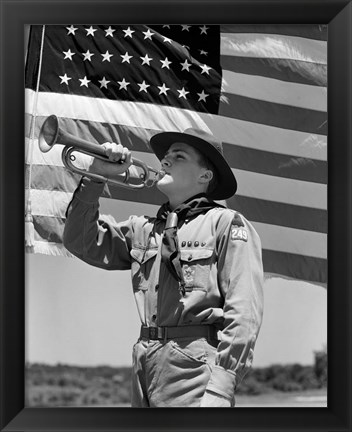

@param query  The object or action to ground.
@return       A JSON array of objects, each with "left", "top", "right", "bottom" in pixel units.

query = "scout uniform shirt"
[{"left": 63, "top": 177, "right": 264, "bottom": 401}]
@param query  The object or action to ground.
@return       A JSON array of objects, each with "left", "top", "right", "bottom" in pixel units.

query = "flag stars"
[
  {"left": 82, "top": 50, "right": 94, "bottom": 61},
  {"left": 79, "top": 76, "right": 90, "bottom": 87},
  {"left": 181, "top": 25, "right": 191, "bottom": 31},
  {"left": 158, "top": 83, "right": 170, "bottom": 96},
  {"left": 143, "top": 29, "right": 154, "bottom": 40},
  {"left": 163, "top": 36, "right": 172, "bottom": 44},
  {"left": 86, "top": 26, "right": 98, "bottom": 37},
  {"left": 180, "top": 59, "right": 192, "bottom": 71},
  {"left": 200, "top": 63, "right": 212, "bottom": 75},
  {"left": 59, "top": 74, "right": 71, "bottom": 85},
  {"left": 123, "top": 27, "right": 135, "bottom": 38},
  {"left": 197, "top": 90, "right": 209, "bottom": 102},
  {"left": 199, "top": 49, "right": 208, "bottom": 56},
  {"left": 177, "top": 87, "right": 189, "bottom": 99},
  {"left": 140, "top": 54, "right": 153, "bottom": 65},
  {"left": 117, "top": 78, "right": 130, "bottom": 90},
  {"left": 199, "top": 25, "right": 209, "bottom": 34},
  {"left": 105, "top": 26, "right": 116, "bottom": 37},
  {"left": 66, "top": 25, "right": 78, "bottom": 35},
  {"left": 160, "top": 57, "right": 172, "bottom": 69},
  {"left": 121, "top": 52, "right": 133, "bottom": 63},
  {"left": 138, "top": 81, "right": 150, "bottom": 93},
  {"left": 101, "top": 50, "right": 113, "bottom": 62},
  {"left": 63, "top": 49, "right": 75, "bottom": 60},
  {"left": 99, "top": 77, "right": 110, "bottom": 89}
]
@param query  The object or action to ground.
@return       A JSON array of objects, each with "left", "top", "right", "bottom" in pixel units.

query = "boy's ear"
[{"left": 199, "top": 169, "right": 213, "bottom": 184}]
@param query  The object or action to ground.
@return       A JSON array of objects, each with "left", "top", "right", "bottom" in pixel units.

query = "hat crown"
[{"left": 181, "top": 128, "right": 224, "bottom": 156}]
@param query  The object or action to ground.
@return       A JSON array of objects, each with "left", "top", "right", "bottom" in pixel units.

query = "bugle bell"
[{"left": 38, "top": 115, "right": 161, "bottom": 189}]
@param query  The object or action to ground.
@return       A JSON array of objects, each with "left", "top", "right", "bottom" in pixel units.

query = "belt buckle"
[{"left": 149, "top": 327, "right": 159, "bottom": 340}]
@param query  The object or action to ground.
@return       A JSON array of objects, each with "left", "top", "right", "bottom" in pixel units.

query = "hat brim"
[{"left": 150, "top": 131, "right": 237, "bottom": 200}]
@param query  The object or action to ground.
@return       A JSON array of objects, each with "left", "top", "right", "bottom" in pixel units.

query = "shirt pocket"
[
  {"left": 180, "top": 248, "right": 214, "bottom": 292},
  {"left": 130, "top": 247, "right": 158, "bottom": 291}
]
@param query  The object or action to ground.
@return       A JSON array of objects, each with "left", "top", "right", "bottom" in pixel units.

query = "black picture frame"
[{"left": 1, "top": 0, "right": 351, "bottom": 431}]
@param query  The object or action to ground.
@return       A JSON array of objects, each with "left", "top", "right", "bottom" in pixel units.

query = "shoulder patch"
[
  {"left": 231, "top": 227, "right": 248, "bottom": 242},
  {"left": 231, "top": 212, "right": 245, "bottom": 227}
]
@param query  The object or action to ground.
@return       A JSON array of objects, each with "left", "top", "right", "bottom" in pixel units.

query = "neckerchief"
[{"left": 156, "top": 194, "right": 225, "bottom": 296}]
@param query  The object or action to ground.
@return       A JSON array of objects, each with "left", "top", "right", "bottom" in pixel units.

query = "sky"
[{"left": 25, "top": 200, "right": 327, "bottom": 368}]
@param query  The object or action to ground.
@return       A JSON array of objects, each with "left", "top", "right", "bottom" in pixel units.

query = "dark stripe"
[
  {"left": 227, "top": 195, "right": 327, "bottom": 233},
  {"left": 219, "top": 92, "right": 327, "bottom": 135},
  {"left": 221, "top": 25, "right": 327, "bottom": 41},
  {"left": 28, "top": 116, "right": 327, "bottom": 184},
  {"left": 221, "top": 55, "right": 327, "bottom": 87},
  {"left": 262, "top": 249, "right": 327, "bottom": 284},
  {"left": 29, "top": 164, "right": 326, "bottom": 233},
  {"left": 223, "top": 143, "right": 327, "bottom": 184},
  {"left": 33, "top": 215, "right": 65, "bottom": 244}
]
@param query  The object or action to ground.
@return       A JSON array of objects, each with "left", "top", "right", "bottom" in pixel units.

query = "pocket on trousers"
[{"left": 170, "top": 338, "right": 210, "bottom": 365}]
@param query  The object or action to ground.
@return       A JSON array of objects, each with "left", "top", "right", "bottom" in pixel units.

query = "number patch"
[{"left": 231, "top": 228, "right": 248, "bottom": 242}]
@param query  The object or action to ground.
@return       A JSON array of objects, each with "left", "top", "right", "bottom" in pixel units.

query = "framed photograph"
[{"left": 1, "top": 0, "right": 351, "bottom": 431}]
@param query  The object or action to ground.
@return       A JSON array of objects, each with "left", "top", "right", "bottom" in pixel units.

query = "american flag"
[{"left": 25, "top": 24, "right": 327, "bottom": 286}]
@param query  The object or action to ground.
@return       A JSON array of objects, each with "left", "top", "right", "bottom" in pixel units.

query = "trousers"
[{"left": 131, "top": 336, "right": 219, "bottom": 407}]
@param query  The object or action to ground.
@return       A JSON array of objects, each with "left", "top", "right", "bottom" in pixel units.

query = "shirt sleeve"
[
  {"left": 63, "top": 177, "right": 134, "bottom": 271},
  {"left": 205, "top": 210, "right": 264, "bottom": 401}
]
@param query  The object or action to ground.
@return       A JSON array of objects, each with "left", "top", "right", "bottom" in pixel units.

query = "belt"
[{"left": 140, "top": 325, "right": 218, "bottom": 341}]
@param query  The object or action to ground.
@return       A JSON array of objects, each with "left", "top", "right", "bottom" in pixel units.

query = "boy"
[{"left": 63, "top": 128, "right": 264, "bottom": 407}]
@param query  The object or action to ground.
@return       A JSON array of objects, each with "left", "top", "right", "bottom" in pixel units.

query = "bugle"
[{"left": 38, "top": 115, "right": 161, "bottom": 189}]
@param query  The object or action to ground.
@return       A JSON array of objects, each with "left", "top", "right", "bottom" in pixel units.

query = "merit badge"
[{"left": 231, "top": 227, "right": 248, "bottom": 242}]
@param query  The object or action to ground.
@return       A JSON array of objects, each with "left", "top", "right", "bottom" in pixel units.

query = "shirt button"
[
  {"left": 181, "top": 241, "right": 186, "bottom": 247},
  {"left": 152, "top": 314, "right": 157, "bottom": 321},
  {"left": 155, "top": 284, "right": 159, "bottom": 291},
  {"left": 194, "top": 241, "right": 199, "bottom": 247},
  {"left": 187, "top": 241, "right": 192, "bottom": 247},
  {"left": 188, "top": 255, "right": 193, "bottom": 261},
  {"left": 201, "top": 242, "right": 206, "bottom": 246}
]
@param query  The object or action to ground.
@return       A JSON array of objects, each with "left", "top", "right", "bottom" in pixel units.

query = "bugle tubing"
[{"left": 38, "top": 115, "right": 160, "bottom": 189}]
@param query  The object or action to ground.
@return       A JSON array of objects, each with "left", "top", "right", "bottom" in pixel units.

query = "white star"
[
  {"left": 63, "top": 49, "right": 75, "bottom": 60},
  {"left": 121, "top": 52, "right": 133, "bottom": 63},
  {"left": 163, "top": 36, "right": 172, "bottom": 44},
  {"left": 158, "top": 83, "right": 170, "bottom": 95},
  {"left": 181, "top": 25, "right": 191, "bottom": 31},
  {"left": 105, "top": 26, "right": 115, "bottom": 37},
  {"left": 59, "top": 73, "right": 71, "bottom": 85},
  {"left": 86, "top": 26, "right": 98, "bottom": 36},
  {"left": 66, "top": 25, "right": 78, "bottom": 35},
  {"left": 101, "top": 50, "right": 113, "bottom": 62},
  {"left": 99, "top": 77, "right": 110, "bottom": 88},
  {"left": 79, "top": 76, "right": 90, "bottom": 87},
  {"left": 180, "top": 59, "right": 191, "bottom": 71},
  {"left": 137, "top": 80, "right": 150, "bottom": 93},
  {"left": 117, "top": 78, "right": 130, "bottom": 90},
  {"left": 140, "top": 54, "right": 153, "bottom": 65},
  {"left": 143, "top": 29, "right": 154, "bottom": 40},
  {"left": 200, "top": 63, "right": 212, "bottom": 75},
  {"left": 160, "top": 57, "right": 172, "bottom": 69},
  {"left": 123, "top": 27, "right": 135, "bottom": 38},
  {"left": 82, "top": 50, "right": 94, "bottom": 61},
  {"left": 199, "top": 49, "right": 208, "bottom": 56},
  {"left": 177, "top": 87, "right": 189, "bottom": 99},
  {"left": 200, "top": 25, "right": 209, "bottom": 35},
  {"left": 162, "top": 25, "right": 171, "bottom": 29},
  {"left": 197, "top": 90, "right": 209, "bottom": 102}
]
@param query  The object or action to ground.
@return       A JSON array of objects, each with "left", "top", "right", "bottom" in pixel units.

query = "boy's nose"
[{"left": 161, "top": 157, "right": 171, "bottom": 168}]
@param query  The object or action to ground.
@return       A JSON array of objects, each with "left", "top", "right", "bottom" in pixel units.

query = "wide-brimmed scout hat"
[{"left": 150, "top": 128, "right": 237, "bottom": 200}]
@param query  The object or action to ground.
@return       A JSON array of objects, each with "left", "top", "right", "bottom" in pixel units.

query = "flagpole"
[{"left": 25, "top": 24, "right": 46, "bottom": 251}]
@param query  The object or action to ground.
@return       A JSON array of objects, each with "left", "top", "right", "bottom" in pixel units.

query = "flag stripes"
[{"left": 25, "top": 24, "right": 327, "bottom": 284}]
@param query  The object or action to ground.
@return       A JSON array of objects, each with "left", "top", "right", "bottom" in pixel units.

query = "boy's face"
[{"left": 157, "top": 142, "right": 208, "bottom": 197}]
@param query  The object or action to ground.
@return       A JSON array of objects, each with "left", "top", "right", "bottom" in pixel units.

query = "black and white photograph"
[
  {"left": 24, "top": 23, "right": 328, "bottom": 408},
  {"left": 1, "top": 0, "right": 352, "bottom": 429}
]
